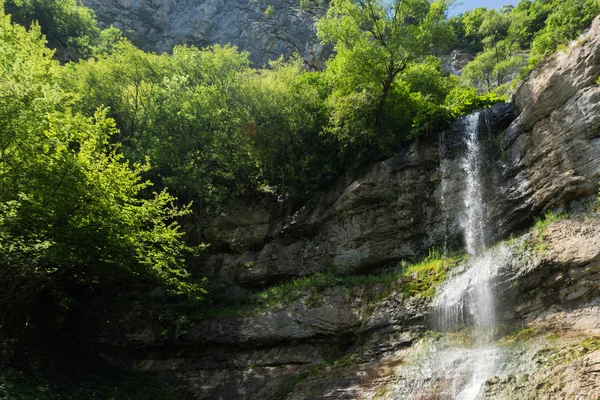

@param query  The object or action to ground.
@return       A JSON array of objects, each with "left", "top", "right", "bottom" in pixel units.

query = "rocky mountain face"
[
  {"left": 440, "top": 49, "right": 475, "bottom": 75},
  {"left": 104, "top": 216, "right": 600, "bottom": 400},
  {"left": 95, "top": 16, "right": 600, "bottom": 400},
  {"left": 82, "top": 0, "right": 331, "bottom": 69},
  {"left": 200, "top": 14, "right": 600, "bottom": 289}
]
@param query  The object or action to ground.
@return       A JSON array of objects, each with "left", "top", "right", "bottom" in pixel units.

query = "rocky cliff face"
[
  {"left": 109, "top": 215, "right": 600, "bottom": 400},
  {"left": 96, "top": 15, "right": 600, "bottom": 400},
  {"left": 82, "top": 0, "right": 331, "bottom": 69},
  {"left": 200, "top": 17, "right": 600, "bottom": 290},
  {"left": 199, "top": 102, "right": 520, "bottom": 289}
]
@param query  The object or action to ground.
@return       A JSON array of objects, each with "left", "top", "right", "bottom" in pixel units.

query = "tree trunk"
[{"left": 375, "top": 59, "right": 399, "bottom": 136}]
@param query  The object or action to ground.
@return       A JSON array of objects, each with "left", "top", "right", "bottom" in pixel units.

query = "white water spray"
[
  {"left": 432, "top": 111, "right": 509, "bottom": 399},
  {"left": 461, "top": 112, "right": 486, "bottom": 255}
]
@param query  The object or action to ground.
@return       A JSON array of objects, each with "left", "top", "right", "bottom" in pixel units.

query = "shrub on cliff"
[{"left": 454, "top": 0, "right": 600, "bottom": 94}]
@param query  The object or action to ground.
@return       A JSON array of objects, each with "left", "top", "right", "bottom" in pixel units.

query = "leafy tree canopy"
[
  {"left": 318, "top": 0, "right": 454, "bottom": 163},
  {"left": 3, "top": 0, "right": 100, "bottom": 59},
  {"left": 0, "top": 6, "right": 201, "bottom": 328}
]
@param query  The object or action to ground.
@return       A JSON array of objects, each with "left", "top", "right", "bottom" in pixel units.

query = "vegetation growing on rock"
[
  {"left": 204, "top": 249, "right": 460, "bottom": 319},
  {"left": 0, "top": 0, "right": 599, "bottom": 397},
  {"left": 452, "top": 0, "right": 600, "bottom": 94}
]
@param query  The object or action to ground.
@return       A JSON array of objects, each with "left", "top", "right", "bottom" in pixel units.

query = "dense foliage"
[
  {"left": 452, "top": 0, "right": 600, "bottom": 94},
  {"left": 0, "top": 5, "right": 200, "bottom": 328},
  {"left": 0, "top": 0, "right": 598, "bottom": 337},
  {"left": 3, "top": 0, "right": 102, "bottom": 60}
]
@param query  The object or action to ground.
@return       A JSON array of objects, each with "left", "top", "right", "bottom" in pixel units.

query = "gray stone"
[{"left": 83, "top": 0, "right": 332, "bottom": 69}]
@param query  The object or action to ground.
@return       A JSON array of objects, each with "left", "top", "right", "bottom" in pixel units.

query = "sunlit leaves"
[
  {"left": 530, "top": 0, "right": 600, "bottom": 58},
  {"left": 0, "top": 9, "right": 201, "bottom": 325},
  {"left": 4, "top": 0, "right": 100, "bottom": 59},
  {"left": 318, "top": 0, "right": 453, "bottom": 163}
]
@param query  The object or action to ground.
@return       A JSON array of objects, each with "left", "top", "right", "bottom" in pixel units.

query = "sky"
[{"left": 448, "top": 0, "right": 519, "bottom": 16}]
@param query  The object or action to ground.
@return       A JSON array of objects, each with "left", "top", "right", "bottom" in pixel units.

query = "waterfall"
[
  {"left": 461, "top": 112, "right": 486, "bottom": 255},
  {"left": 431, "top": 111, "right": 509, "bottom": 400},
  {"left": 439, "top": 131, "right": 449, "bottom": 255}
]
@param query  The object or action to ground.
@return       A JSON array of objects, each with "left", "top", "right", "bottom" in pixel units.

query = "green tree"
[
  {"left": 530, "top": 0, "right": 600, "bottom": 60},
  {"left": 507, "top": 0, "right": 553, "bottom": 48},
  {"left": 460, "top": 8, "right": 526, "bottom": 93},
  {"left": 317, "top": 0, "right": 453, "bottom": 163},
  {"left": 63, "top": 42, "right": 264, "bottom": 211},
  {"left": 462, "top": 41, "right": 525, "bottom": 93},
  {"left": 3, "top": 0, "right": 100, "bottom": 59},
  {"left": 0, "top": 8, "right": 198, "bottom": 327},
  {"left": 242, "top": 56, "right": 336, "bottom": 198},
  {"left": 448, "top": 7, "right": 487, "bottom": 52}
]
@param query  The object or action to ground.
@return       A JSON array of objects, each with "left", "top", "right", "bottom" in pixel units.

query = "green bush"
[
  {"left": 3, "top": 0, "right": 101, "bottom": 59},
  {"left": 265, "top": 4, "right": 275, "bottom": 16}
]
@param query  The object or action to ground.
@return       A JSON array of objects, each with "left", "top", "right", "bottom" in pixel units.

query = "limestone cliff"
[
  {"left": 95, "top": 15, "right": 600, "bottom": 400},
  {"left": 107, "top": 216, "right": 600, "bottom": 400},
  {"left": 82, "top": 0, "right": 331, "bottom": 69}
]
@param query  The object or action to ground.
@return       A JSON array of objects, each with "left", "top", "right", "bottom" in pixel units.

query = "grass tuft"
[
  {"left": 521, "top": 210, "right": 568, "bottom": 253},
  {"left": 499, "top": 326, "right": 537, "bottom": 343},
  {"left": 202, "top": 248, "right": 461, "bottom": 319}
]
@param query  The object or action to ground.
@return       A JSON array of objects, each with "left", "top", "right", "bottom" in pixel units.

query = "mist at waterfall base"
[
  {"left": 431, "top": 246, "right": 511, "bottom": 400},
  {"left": 430, "top": 112, "right": 509, "bottom": 399}
]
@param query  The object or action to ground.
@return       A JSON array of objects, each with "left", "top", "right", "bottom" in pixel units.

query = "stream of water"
[{"left": 431, "top": 111, "right": 508, "bottom": 399}]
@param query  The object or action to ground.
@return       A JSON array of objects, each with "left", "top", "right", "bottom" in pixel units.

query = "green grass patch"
[
  {"left": 522, "top": 211, "right": 568, "bottom": 253},
  {"left": 499, "top": 326, "right": 537, "bottom": 343},
  {"left": 545, "top": 337, "right": 600, "bottom": 367},
  {"left": 202, "top": 249, "right": 461, "bottom": 319},
  {"left": 532, "top": 210, "right": 567, "bottom": 233},
  {"left": 401, "top": 249, "right": 457, "bottom": 298},
  {"left": 580, "top": 337, "right": 600, "bottom": 352},
  {"left": 264, "top": 4, "right": 275, "bottom": 16}
]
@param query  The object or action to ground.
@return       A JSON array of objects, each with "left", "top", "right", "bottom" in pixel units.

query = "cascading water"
[
  {"left": 460, "top": 113, "right": 486, "bottom": 255},
  {"left": 431, "top": 111, "right": 510, "bottom": 399}
]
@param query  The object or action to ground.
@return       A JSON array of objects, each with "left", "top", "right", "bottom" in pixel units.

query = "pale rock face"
[
  {"left": 82, "top": 0, "right": 332, "bottom": 69},
  {"left": 440, "top": 49, "right": 475, "bottom": 75}
]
